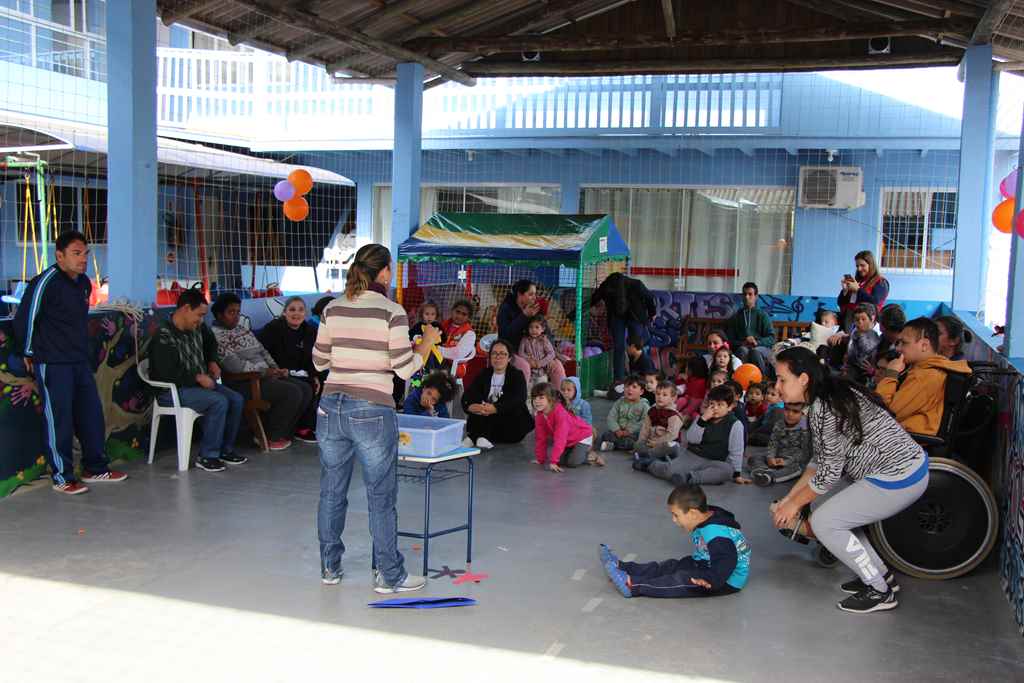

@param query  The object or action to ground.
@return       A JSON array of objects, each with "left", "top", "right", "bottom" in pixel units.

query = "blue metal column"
[
  {"left": 390, "top": 63, "right": 424, "bottom": 261},
  {"left": 1006, "top": 111, "right": 1024, "bottom": 360},
  {"left": 105, "top": 0, "right": 158, "bottom": 304},
  {"left": 560, "top": 161, "right": 580, "bottom": 214},
  {"left": 953, "top": 44, "right": 996, "bottom": 313}
]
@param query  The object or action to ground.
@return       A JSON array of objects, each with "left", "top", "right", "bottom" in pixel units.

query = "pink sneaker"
[{"left": 268, "top": 438, "right": 292, "bottom": 451}]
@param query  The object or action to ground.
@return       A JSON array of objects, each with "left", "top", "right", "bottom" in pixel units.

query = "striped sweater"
[{"left": 312, "top": 290, "right": 423, "bottom": 407}]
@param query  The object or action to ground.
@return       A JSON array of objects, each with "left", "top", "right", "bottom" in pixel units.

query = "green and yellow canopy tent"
[{"left": 397, "top": 213, "right": 629, "bottom": 395}]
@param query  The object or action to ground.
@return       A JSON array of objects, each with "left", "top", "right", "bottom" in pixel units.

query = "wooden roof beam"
[
  {"left": 405, "top": 18, "right": 976, "bottom": 55},
  {"left": 286, "top": 0, "right": 425, "bottom": 63},
  {"left": 461, "top": 51, "right": 964, "bottom": 77},
  {"left": 160, "top": 0, "right": 225, "bottom": 26},
  {"left": 660, "top": 0, "right": 677, "bottom": 39},
  {"left": 227, "top": 0, "right": 476, "bottom": 85},
  {"left": 972, "top": 0, "right": 1015, "bottom": 44}
]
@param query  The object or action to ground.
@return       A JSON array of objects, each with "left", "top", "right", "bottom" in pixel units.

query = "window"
[
  {"left": 15, "top": 184, "right": 107, "bottom": 244},
  {"left": 879, "top": 189, "right": 956, "bottom": 272}
]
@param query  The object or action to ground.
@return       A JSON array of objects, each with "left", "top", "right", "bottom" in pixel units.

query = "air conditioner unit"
[{"left": 798, "top": 166, "right": 865, "bottom": 209}]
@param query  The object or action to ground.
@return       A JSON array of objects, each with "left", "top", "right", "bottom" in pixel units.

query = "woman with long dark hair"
[
  {"left": 312, "top": 244, "right": 440, "bottom": 593},
  {"left": 837, "top": 250, "right": 889, "bottom": 330},
  {"left": 771, "top": 347, "right": 928, "bottom": 614},
  {"left": 461, "top": 339, "right": 534, "bottom": 448}
]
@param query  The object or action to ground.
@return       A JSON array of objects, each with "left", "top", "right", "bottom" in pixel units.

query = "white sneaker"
[
  {"left": 374, "top": 573, "right": 427, "bottom": 594},
  {"left": 462, "top": 437, "right": 475, "bottom": 448},
  {"left": 476, "top": 437, "right": 494, "bottom": 450},
  {"left": 600, "top": 441, "right": 614, "bottom": 452}
]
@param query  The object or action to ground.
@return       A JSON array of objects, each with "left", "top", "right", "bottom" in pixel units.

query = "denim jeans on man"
[
  {"left": 157, "top": 384, "right": 243, "bottom": 459},
  {"left": 609, "top": 315, "right": 649, "bottom": 382},
  {"left": 316, "top": 393, "right": 407, "bottom": 585}
]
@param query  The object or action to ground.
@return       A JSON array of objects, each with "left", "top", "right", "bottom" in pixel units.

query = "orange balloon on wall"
[
  {"left": 283, "top": 196, "right": 309, "bottom": 222},
  {"left": 992, "top": 198, "right": 1015, "bottom": 233},
  {"left": 287, "top": 169, "right": 314, "bottom": 196},
  {"left": 733, "top": 363, "right": 763, "bottom": 391}
]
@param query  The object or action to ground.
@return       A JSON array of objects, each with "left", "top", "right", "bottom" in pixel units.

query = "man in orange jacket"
[{"left": 875, "top": 317, "right": 971, "bottom": 436}]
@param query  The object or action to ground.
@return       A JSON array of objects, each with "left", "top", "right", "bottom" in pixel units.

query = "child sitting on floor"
[
  {"left": 600, "top": 483, "right": 750, "bottom": 599},
  {"left": 725, "top": 380, "right": 749, "bottom": 444},
  {"left": 402, "top": 371, "right": 456, "bottom": 418},
  {"left": 560, "top": 377, "right": 592, "bottom": 426},
  {"left": 632, "top": 381, "right": 684, "bottom": 468},
  {"left": 745, "top": 382, "right": 768, "bottom": 423},
  {"left": 519, "top": 315, "right": 557, "bottom": 387},
  {"left": 711, "top": 347, "right": 736, "bottom": 379},
  {"left": 748, "top": 384, "right": 784, "bottom": 447},
  {"left": 676, "top": 354, "right": 708, "bottom": 426},
  {"left": 647, "top": 385, "right": 747, "bottom": 486},
  {"left": 748, "top": 402, "right": 811, "bottom": 487},
  {"left": 600, "top": 374, "right": 650, "bottom": 452},
  {"left": 532, "top": 382, "right": 602, "bottom": 471},
  {"left": 641, "top": 370, "right": 660, "bottom": 405},
  {"left": 627, "top": 335, "right": 657, "bottom": 377}
]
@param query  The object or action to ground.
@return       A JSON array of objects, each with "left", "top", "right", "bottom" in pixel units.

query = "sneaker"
[
  {"left": 632, "top": 454, "right": 652, "bottom": 472},
  {"left": 837, "top": 586, "right": 898, "bottom": 614},
  {"left": 600, "top": 441, "right": 614, "bottom": 452},
  {"left": 604, "top": 559, "right": 632, "bottom": 598},
  {"left": 267, "top": 438, "right": 292, "bottom": 451},
  {"left": 295, "top": 428, "right": 318, "bottom": 444},
  {"left": 841, "top": 572, "right": 900, "bottom": 595},
  {"left": 374, "top": 573, "right": 427, "bottom": 594},
  {"left": 196, "top": 457, "right": 227, "bottom": 472},
  {"left": 462, "top": 437, "right": 475, "bottom": 448},
  {"left": 220, "top": 453, "right": 248, "bottom": 466},
  {"left": 52, "top": 481, "right": 89, "bottom": 495},
  {"left": 599, "top": 543, "right": 619, "bottom": 566},
  {"left": 752, "top": 470, "right": 773, "bottom": 487},
  {"left": 82, "top": 470, "right": 128, "bottom": 483},
  {"left": 321, "top": 567, "right": 343, "bottom": 585},
  {"left": 476, "top": 437, "right": 494, "bottom": 450}
]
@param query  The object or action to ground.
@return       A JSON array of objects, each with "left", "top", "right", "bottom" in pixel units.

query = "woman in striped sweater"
[
  {"left": 771, "top": 346, "right": 928, "bottom": 615},
  {"left": 313, "top": 244, "right": 441, "bottom": 594}
]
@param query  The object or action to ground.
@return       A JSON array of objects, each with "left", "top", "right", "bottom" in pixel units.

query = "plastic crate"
[{"left": 397, "top": 414, "right": 465, "bottom": 457}]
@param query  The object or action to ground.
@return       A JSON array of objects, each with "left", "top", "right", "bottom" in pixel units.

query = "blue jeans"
[
  {"left": 316, "top": 392, "right": 406, "bottom": 585},
  {"left": 734, "top": 345, "right": 773, "bottom": 376},
  {"left": 158, "top": 384, "right": 243, "bottom": 459},
  {"left": 609, "top": 315, "right": 648, "bottom": 382}
]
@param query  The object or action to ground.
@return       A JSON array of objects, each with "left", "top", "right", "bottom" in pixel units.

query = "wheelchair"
[{"left": 868, "top": 361, "right": 1003, "bottom": 580}]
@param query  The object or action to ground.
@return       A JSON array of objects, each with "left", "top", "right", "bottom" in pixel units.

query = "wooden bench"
[{"left": 675, "top": 317, "right": 811, "bottom": 361}]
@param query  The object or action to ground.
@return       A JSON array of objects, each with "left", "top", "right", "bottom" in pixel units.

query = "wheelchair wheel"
[{"left": 869, "top": 457, "right": 998, "bottom": 580}]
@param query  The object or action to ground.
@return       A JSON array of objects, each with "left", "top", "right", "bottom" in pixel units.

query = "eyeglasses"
[{"left": 491, "top": 351, "right": 510, "bottom": 358}]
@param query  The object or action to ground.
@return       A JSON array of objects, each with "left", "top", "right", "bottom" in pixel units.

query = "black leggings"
[{"left": 229, "top": 376, "right": 313, "bottom": 440}]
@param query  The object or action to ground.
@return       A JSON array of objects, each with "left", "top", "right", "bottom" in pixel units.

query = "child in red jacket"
[
  {"left": 676, "top": 354, "right": 709, "bottom": 426},
  {"left": 531, "top": 382, "right": 601, "bottom": 472}
]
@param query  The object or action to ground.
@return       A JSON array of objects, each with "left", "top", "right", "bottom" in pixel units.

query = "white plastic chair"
[{"left": 138, "top": 358, "right": 202, "bottom": 472}]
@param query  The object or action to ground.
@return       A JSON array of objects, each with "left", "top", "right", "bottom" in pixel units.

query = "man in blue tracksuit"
[
  {"left": 601, "top": 483, "right": 750, "bottom": 598},
  {"left": 13, "top": 231, "right": 126, "bottom": 495}
]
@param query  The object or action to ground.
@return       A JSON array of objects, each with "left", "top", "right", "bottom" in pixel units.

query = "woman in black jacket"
[
  {"left": 590, "top": 272, "right": 657, "bottom": 390},
  {"left": 461, "top": 339, "right": 534, "bottom": 449},
  {"left": 257, "top": 296, "right": 321, "bottom": 441}
]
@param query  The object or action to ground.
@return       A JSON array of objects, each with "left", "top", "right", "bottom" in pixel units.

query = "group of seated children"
[{"left": 397, "top": 299, "right": 477, "bottom": 416}]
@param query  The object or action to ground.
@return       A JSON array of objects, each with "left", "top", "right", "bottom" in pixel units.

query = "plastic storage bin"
[{"left": 397, "top": 414, "right": 466, "bottom": 457}]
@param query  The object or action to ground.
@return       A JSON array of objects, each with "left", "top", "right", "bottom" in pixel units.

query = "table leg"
[
  {"left": 422, "top": 463, "right": 433, "bottom": 577},
  {"left": 466, "top": 457, "right": 474, "bottom": 565}
]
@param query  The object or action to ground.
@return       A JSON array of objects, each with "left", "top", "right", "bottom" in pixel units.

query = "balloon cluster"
[
  {"left": 273, "top": 169, "right": 314, "bottom": 222},
  {"left": 992, "top": 168, "right": 1023, "bottom": 237}
]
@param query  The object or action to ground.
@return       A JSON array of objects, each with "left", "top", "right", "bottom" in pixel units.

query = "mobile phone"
[{"left": 843, "top": 274, "right": 853, "bottom": 281}]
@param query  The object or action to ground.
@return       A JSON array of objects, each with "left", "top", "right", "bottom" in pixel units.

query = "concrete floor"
[{"left": 2, "top": 400, "right": 1023, "bottom": 682}]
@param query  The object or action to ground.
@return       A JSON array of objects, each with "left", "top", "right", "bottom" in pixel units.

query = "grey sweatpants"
[
  {"left": 648, "top": 448, "right": 734, "bottom": 485},
  {"left": 747, "top": 447, "right": 804, "bottom": 484},
  {"left": 810, "top": 473, "right": 929, "bottom": 592},
  {"left": 558, "top": 442, "right": 590, "bottom": 467},
  {"left": 633, "top": 442, "right": 677, "bottom": 460}
]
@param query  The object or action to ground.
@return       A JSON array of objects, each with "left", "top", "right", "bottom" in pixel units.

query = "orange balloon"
[
  {"left": 283, "top": 196, "right": 309, "bottom": 222},
  {"left": 733, "top": 363, "right": 763, "bottom": 391},
  {"left": 993, "top": 198, "right": 1015, "bottom": 233},
  {"left": 288, "top": 169, "right": 314, "bottom": 196}
]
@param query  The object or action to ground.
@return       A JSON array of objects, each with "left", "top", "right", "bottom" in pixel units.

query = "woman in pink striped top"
[{"left": 313, "top": 243, "right": 440, "bottom": 594}]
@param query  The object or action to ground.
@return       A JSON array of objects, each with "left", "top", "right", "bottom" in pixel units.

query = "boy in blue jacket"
[
  {"left": 601, "top": 483, "right": 750, "bottom": 598},
  {"left": 402, "top": 371, "right": 456, "bottom": 418}
]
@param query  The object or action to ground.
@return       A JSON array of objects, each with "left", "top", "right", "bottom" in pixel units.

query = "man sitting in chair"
[
  {"left": 149, "top": 288, "right": 247, "bottom": 472},
  {"left": 875, "top": 317, "right": 971, "bottom": 437}
]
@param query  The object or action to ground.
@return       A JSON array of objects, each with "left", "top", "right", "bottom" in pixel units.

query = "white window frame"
[{"left": 876, "top": 186, "right": 956, "bottom": 276}]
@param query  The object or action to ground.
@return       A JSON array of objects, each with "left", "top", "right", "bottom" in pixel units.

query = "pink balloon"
[
  {"left": 1000, "top": 169, "right": 1018, "bottom": 199},
  {"left": 1015, "top": 209, "right": 1024, "bottom": 238},
  {"left": 273, "top": 180, "right": 295, "bottom": 202}
]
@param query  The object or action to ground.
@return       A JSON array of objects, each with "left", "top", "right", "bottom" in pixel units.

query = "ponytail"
[
  {"left": 345, "top": 243, "right": 391, "bottom": 301},
  {"left": 775, "top": 346, "right": 891, "bottom": 445}
]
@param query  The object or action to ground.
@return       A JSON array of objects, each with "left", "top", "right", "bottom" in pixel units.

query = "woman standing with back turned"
[{"left": 313, "top": 244, "right": 441, "bottom": 593}]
